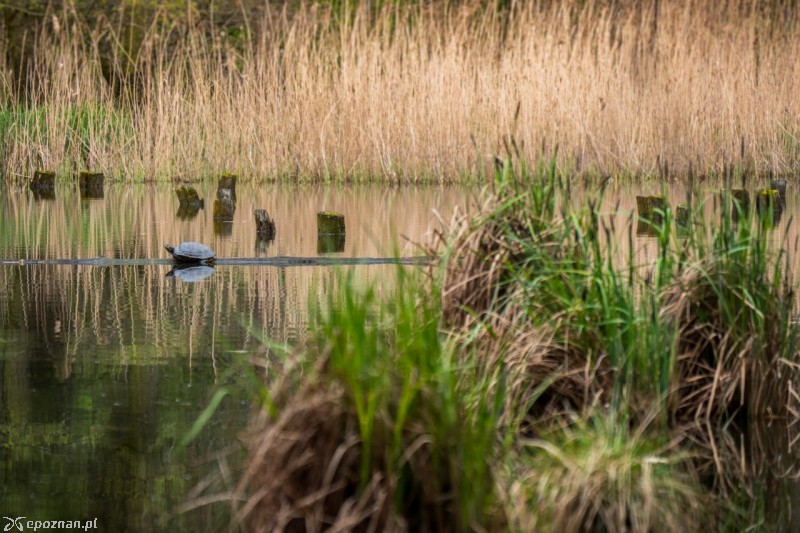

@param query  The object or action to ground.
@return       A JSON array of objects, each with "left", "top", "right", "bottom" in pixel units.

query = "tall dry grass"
[{"left": 2, "top": 0, "right": 800, "bottom": 182}]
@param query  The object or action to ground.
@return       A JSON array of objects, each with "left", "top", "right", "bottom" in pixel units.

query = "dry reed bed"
[{"left": 2, "top": 0, "right": 800, "bottom": 181}]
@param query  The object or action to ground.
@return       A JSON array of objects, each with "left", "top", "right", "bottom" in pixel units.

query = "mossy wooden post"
[
  {"left": 675, "top": 204, "right": 689, "bottom": 226},
  {"left": 254, "top": 209, "right": 276, "bottom": 241},
  {"left": 756, "top": 189, "right": 783, "bottom": 223},
  {"left": 770, "top": 179, "right": 787, "bottom": 203},
  {"left": 30, "top": 170, "right": 55, "bottom": 199},
  {"left": 721, "top": 188, "right": 750, "bottom": 220},
  {"left": 635, "top": 195, "right": 668, "bottom": 223},
  {"left": 214, "top": 188, "right": 236, "bottom": 222},
  {"left": 175, "top": 186, "right": 204, "bottom": 208},
  {"left": 78, "top": 171, "right": 104, "bottom": 199},
  {"left": 175, "top": 186, "right": 204, "bottom": 219},
  {"left": 218, "top": 173, "right": 237, "bottom": 202},
  {"left": 317, "top": 211, "right": 345, "bottom": 253}
]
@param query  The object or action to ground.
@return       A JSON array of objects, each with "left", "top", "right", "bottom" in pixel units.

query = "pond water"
[
  {"left": 0, "top": 182, "right": 471, "bottom": 531},
  {"left": 2, "top": 179, "right": 799, "bottom": 530}
]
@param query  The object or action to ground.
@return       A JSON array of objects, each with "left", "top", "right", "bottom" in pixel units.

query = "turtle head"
[{"left": 164, "top": 244, "right": 175, "bottom": 255}]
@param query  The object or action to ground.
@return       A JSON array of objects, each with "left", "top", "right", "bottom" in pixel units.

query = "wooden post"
[
  {"left": 254, "top": 209, "right": 276, "bottom": 241},
  {"left": 635, "top": 195, "right": 668, "bottom": 223},
  {"left": 30, "top": 170, "right": 56, "bottom": 198},
  {"left": 317, "top": 211, "right": 345, "bottom": 253},
  {"left": 214, "top": 188, "right": 236, "bottom": 221},
  {"left": 175, "top": 186, "right": 204, "bottom": 208},
  {"left": 78, "top": 171, "right": 104, "bottom": 199},
  {"left": 770, "top": 179, "right": 787, "bottom": 202},
  {"left": 218, "top": 173, "right": 237, "bottom": 202},
  {"left": 675, "top": 204, "right": 689, "bottom": 226}
]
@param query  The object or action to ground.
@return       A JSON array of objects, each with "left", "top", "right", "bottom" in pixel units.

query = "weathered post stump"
[
  {"left": 30, "top": 170, "right": 56, "bottom": 199},
  {"left": 254, "top": 209, "right": 276, "bottom": 241},
  {"left": 636, "top": 220, "right": 659, "bottom": 237},
  {"left": 317, "top": 211, "right": 345, "bottom": 253},
  {"left": 675, "top": 204, "right": 690, "bottom": 226},
  {"left": 770, "top": 179, "right": 787, "bottom": 203},
  {"left": 214, "top": 188, "right": 236, "bottom": 221},
  {"left": 218, "top": 173, "right": 237, "bottom": 202},
  {"left": 635, "top": 195, "right": 668, "bottom": 223},
  {"left": 79, "top": 171, "right": 104, "bottom": 199},
  {"left": 175, "top": 186, "right": 204, "bottom": 209},
  {"left": 175, "top": 186, "right": 204, "bottom": 219},
  {"left": 756, "top": 189, "right": 783, "bottom": 223}
]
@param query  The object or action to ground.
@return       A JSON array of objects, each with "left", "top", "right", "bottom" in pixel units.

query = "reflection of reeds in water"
[
  {"left": 2, "top": 1, "right": 800, "bottom": 180},
  {"left": 0, "top": 184, "right": 463, "bottom": 375}
]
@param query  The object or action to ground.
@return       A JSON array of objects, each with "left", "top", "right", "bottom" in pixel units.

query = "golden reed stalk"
[{"left": 1, "top": 0, "right": 799, "bottom": 181}]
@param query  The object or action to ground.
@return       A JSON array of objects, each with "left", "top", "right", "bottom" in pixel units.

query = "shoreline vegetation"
[
  {"left": 1, "top": 0, "right": 799, "bottom": 183},
  {"left": 216, "top": 157, "right": 800, "bottom": 530}
]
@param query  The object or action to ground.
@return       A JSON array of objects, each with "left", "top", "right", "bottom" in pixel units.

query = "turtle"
[{"left": 164, "top": 242, "right": 216, "bottom": 264}]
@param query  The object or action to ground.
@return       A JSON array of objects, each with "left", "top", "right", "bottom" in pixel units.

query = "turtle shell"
[{"left": 165, "top": 242, "right": 215, "bottom": 262}]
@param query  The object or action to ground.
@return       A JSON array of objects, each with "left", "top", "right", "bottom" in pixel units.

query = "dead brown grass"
[
  {"left": 2, "top": 0, "right": 800, "bottom": 181},
  {"left": 233, "top": 375, "right": 396, "bottom": 532}
]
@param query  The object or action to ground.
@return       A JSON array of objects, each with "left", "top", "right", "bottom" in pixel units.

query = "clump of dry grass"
[
  {"left": 2, "top": 0, "right": 800, "bottom": 181},
  {"left": 661, "top": 252, "right": 797, "bottom": 424},
  {"left": 502, "top": 415, "right": 712, "bottom": 533},
  {"left": 234, "top": 362, "right": 397, "bottom": 532}
]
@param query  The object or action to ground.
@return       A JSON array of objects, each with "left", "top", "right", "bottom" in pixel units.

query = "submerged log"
[
  {"left": 635, "top": 195, "right": 668, "bottom": 222},
  {"left": 214, "top": 188, "right": 236, "bottom": 221},
  {"left": 78, "top": 171, "right": 104, "bottom": 199},
  {"left": 218, "top": 173, "right": 237, "bottom": 202},
  {"left": 30, "top": 170, "right": 56, "bottom": 198},
  {"left": 254, "top": 209, "right": 276, "bottom": 241}
]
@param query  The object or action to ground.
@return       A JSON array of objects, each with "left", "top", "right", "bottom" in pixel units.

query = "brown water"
[{"left": 0, "top": 182, "right": 471, "bottom": 532}]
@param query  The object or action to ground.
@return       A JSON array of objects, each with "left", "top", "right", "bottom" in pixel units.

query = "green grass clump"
[{"left": 235, "top": 270, "right": 503, "bottom": 531}]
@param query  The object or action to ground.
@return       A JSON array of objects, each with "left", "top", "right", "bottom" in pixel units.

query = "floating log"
[
  {"left": 635, "top": 195, "right": 668, "bottom": 222},
  {"left": 254, "top": 209, "right": 276, "bottom": 241},
  {"left": 2, "top": 256, "right": 432, "bottom": 267},
  {"left": 214, "top": 188, "right": 236, "bottom": 221},
  {"left": 317, "top": 211, "right": 346, "bottom": 234},
  {"left": 78, "top": 171, "right": 104, "bottom": 199},
  {"left": 30, "top": 170, "right": 55, "bottom": 199},
  {"left": 175, "top": 186, "right": 204, "bottom": 209},
  {"left": 218, "top": 173, "right": 237, "bottom": 202}
]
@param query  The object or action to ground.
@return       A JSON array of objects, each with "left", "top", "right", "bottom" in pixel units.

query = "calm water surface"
[
  {"left": 2, "top": 180, "right": 800, "bottom": 530},
  {"left": 0, "top": 182, "right": 472, "bottom": 531}
]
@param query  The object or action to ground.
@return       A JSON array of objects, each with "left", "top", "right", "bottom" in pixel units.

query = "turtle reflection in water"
[
  {"left": 164, "top": 242, "right": 216, "bottom": 264},
  {"left": 165, "top": 242, "right": 216, "bottom": 282},
  {"left": 166, "top": 265, "right": 215, "bottom": 282}
]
